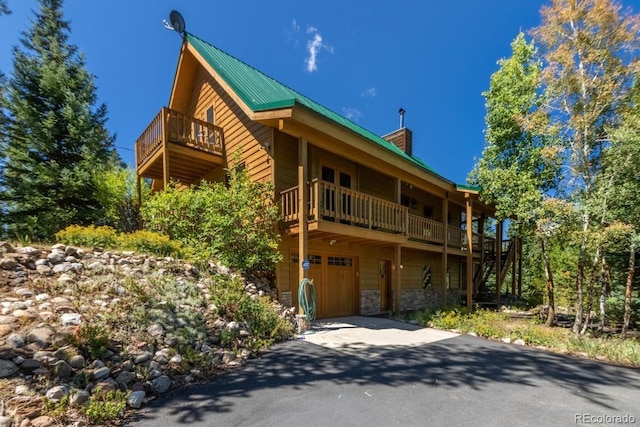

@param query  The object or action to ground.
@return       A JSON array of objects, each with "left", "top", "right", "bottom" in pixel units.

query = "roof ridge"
[{"left": 185, "top": 31, "right": 446, "bottom": 180}]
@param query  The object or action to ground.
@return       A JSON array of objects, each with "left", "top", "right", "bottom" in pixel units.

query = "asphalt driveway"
[{"left": 127, "top": 317, "right": 640, "bottom": 427}]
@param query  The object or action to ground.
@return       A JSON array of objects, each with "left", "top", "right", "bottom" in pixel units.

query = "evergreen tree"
[{"left": 0, "top": 0, "right": 119, "bottom": 239}]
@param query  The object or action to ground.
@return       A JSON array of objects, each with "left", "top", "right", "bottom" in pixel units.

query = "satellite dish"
[{"left": 168, "top": 10, "right": 186, "bottom": 34}]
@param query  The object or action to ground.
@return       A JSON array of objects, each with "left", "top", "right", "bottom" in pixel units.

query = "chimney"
[{"left": 383, "top": 108, "right": 413, "bottom": 156}]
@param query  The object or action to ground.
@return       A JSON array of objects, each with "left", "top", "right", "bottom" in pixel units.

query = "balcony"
[
  {"left": 280, "top": 180, "right": 491, "bottom": 252},
  {"left": 135, "top": 107, "right": 224, "bottom": 185}
]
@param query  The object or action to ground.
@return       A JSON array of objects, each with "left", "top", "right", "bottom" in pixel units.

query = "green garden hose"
[{"left": 298, "top": 278, "right": 316, "bottom": 323}]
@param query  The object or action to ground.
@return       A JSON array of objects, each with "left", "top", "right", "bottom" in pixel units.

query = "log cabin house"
[{"left": 134, "top": 30, "right": 522, "bottom": 318}]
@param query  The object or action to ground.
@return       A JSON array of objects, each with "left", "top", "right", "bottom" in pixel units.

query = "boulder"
[
  {"left": 128, "top": 390, "right": 146, "bottom": 409},
  {"left": 0, "top": 359, "right": 19, "bottom": 378},
  {"left": 0, "top": 257, "right": 17, "bottom": 270},
  {"left": 26, "top": 326, "right": 53, "bottom": 347},
  {"left": 151, "top": 375, "right": 171, "bottom": 394},
  {"left": 45, "top": 385, "right": 69, "bottom": 402}
]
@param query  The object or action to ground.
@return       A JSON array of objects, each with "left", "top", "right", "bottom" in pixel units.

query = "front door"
[{"left": 379, "top": 260, "right": 391, "bottom": 311}]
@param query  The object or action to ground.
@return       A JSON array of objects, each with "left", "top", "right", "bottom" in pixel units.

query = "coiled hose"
[{"left": 298, "top": 278, "right": 316, "bottom": 323}]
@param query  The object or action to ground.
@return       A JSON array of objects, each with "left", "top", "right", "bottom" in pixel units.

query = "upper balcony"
[
  {"left": 280, "top": 180, "right": 492, "bottom": 253},
  {"left": 135, "top": 107, "right": 225, "bottom": 185}
]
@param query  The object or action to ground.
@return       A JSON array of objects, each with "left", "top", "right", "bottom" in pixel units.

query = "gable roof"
[{"left": 185, "top": 32, "right": 451, "bottom": 182}]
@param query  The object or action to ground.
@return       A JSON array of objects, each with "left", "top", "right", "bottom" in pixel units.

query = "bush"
[
  {"left": 56, "top": 224, "right": 182, "bottom": 257},
  {"left": 56, "top": 224, "right": 119, "bottom": 248},
  {"left": 119, "top": 229, "right": 182, "bottom": 257},
  {"left": 68, "top": 323, "right": 110, "bottom": 360},
  {"left": 210, "top": 275, "right": 292, "bottom": 349},
  {"left": 83, "top": 390, "right": 129, "bottom": 424},
  {"left": 94, "top": 166, "right": 150, "bottom": 232},
  {"left": 142, "top": 167, "right": 282, "bottom": 271}
]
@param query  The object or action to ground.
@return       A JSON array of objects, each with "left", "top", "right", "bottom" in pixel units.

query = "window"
[
  {"left": 206, "top": 106, "right": 215, "bottom": 124},
  {"left": 322, "top": 166, "right": 335, "bottom": 183},
  {"left": 401, "top": 194, "right": 410, "bottom": 207},
  {"left": 205, "top": 106, "right": 216, "bottom": 147},
  {"left": 423, "top": 206, "right": 433, "bottom": 218},
  {"left": 328, "top": 256, "right": 352, "bottom": 267},
  {"left": 291, "top": 253, "right": 322, "bottom": 264},
  {"left": 339, "top": 172, "right": 351, "bottom": 188}
]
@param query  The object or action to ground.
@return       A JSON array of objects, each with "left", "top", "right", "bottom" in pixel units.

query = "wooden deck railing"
[
  {"left": 280, "top": 182, "right": 489, "bottom": 249},
  {"left": 407, "top": 215, "right": 444, "bottom": 244},
  {"left": 447, "top": 225, "right": 465, "bottom": 249},
  {"left": 136, "top": 107, "right": 224, "bottom": 167}
]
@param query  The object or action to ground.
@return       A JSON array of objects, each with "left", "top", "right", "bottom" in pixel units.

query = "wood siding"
[
  {"left": 274, "top": 130, "right": 298, "bottom": 194},
  {"left": 358, "top": 165, "right": 395, "bottom": 202},
  {"left": 187, "top": 65, "right": 273, "bottom": 183}
]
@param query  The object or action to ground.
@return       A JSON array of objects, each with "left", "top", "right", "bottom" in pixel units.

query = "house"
[{"left": 134, "top": 29, "right": 522, "bottom": 318}]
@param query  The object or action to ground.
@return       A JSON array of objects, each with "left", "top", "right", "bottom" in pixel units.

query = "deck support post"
[
  {"left": 136, "top": 175, "right": 143, "bottom": 230},
  {"left": 297, "top": 137, "right": 309, "bottom": 322},
  {"left": 161, "top": 107, "right": 170, "bottom": 189},
  {"left": 465, "top": 194, "right": 473, "bottom": 310},
  {"left": 517, "top": 238, "right": 523, "bottom": 296},
  {"left": 393, "top": 244, "right": 402, "bottom": 313},
  {"left": 477, "top": 214, "right": 486, "bottom": 294},
  {"left": 442, "top": 194, "right": 449, "bottom": 305}
]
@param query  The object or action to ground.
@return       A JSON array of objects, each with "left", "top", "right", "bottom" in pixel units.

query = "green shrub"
[
  {"left": 142, "top": 165, "right": 282, "bottom": 271},
  {"left": 56, "top": 224, "right": 119, "bottom": 248},
  {"left": 510, "top": 325, "right": 560, "bottom": 347},
  {"left": 94, "top": 166, "right": 149, "bottom": 233},
  {"left": 68, "top": 323, "right": 110, "bottom": 360},
  {"left": 56, "top": 224, "right": 183, "bottom": 258},
  {"left": 210, "top": 275, "right": 292, "bottom": 349},
  {"left": 83, "top": 390, "right": 128, "bottom": 424},
  {"left": 118, "top": 229, "right": 182, "bottom": 257}
]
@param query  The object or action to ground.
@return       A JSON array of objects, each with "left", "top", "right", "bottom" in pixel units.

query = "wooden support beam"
[
  {"left": 517, "top": 237, "right": 523, "bottom": 296},
  {"left": 478, "top": 214, "right": 486, "bottom": 294},
  {"left": 442, "top": 195, "right": 449, "bottom": 305},
  {"left": 136, "top": 175, "right": 142, "bottom": 230},
  {"left": 465, "top": 194, "right": 473, "bottom": 311},
  {"left": 161, "top": 107, "right": 169, "bottom": 189},
  {"left": 298, "top": 137, "right": 309, "bottom": 306},
  {"left": 393, "top": 244, "right": 402, "bottom": 313}
]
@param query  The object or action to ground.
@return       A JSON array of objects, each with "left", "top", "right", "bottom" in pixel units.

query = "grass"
[{"left": 412, "top": 307, "right": 640, "bottom": 367}]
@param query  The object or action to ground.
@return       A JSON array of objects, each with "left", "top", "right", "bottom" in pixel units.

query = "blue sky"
[{"left": 2, "top": 1, "right": 639, "bottom": 184}]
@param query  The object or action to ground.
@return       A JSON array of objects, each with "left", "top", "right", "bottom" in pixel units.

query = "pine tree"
[{"left": 0, "top": 0, "right": 119, "bottom": 239}]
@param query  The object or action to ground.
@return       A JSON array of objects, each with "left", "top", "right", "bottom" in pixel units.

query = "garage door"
[{"left": 290, "top": 252, "right": 357, "bottom": 319}]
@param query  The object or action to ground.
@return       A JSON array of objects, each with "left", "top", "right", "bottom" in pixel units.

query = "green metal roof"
[
  {"left": 186, "top": 32, "right": 445, "bottom": 178},
  {"left": 456, "top": 184, "right": 481, "bottom": 193}
]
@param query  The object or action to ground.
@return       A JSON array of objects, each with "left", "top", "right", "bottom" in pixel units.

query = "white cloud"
[
  {"left": 292, "top": 19, "right": 300, "bottom": 32},
  {"left": 361, "top": 87, "right": 377, "bottom": 98},
  {"left": 343, "top": 107, "right": 363, "bottom": 122},
  {"left": 305, "top": 26, "right": 333, "bottom": 73}
]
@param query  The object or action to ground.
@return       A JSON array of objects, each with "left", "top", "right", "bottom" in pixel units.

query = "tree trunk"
[
  {"left": 580, "top": 249, "right": 600, "bottom": 336},
  {"left": 572, "top": 213, "right": 589, "bottom": 334},
  {"left": 541, "top": 237, "right": 555, "bottom": 326},
  {"left": 621, "top": 241, "right": 636, "bottom": 337},
  {"left": 598, "top": 256, "right": 610, "bottom": 332}
]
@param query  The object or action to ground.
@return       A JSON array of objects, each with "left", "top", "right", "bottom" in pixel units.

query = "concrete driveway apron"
[{"left": 300, "top": 316, "right": 458, "bottom": 357}]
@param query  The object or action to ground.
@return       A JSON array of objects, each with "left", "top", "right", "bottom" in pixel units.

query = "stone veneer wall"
[
  {"left": 279, "top": 291, "right": 292, "bottom": 308},
  {"left": 446, "top": 289, "right": 464, "bottom": 306},
  {"left": 360, "top": 290, "right": 381, "bottom": 315},
  {"left": 400, "top": 288, "right": 443, "bottom": 311}
]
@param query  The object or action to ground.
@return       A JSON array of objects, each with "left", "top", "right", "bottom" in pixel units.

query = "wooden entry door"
[{"left": 379, "top": 260, "right": 391, "bottom": 311}]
